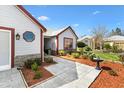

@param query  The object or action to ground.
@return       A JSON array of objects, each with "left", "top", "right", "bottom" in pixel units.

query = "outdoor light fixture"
[{"left": 16, "top": 33, "right": 20, "bottom": 40}]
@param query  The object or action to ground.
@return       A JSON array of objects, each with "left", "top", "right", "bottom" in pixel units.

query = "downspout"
[
  {"left": 56, "top": 35, "right": 59, "bottom": 55},
  {"left": 41, "top": 30, "right": 44, "bottom": 62}
]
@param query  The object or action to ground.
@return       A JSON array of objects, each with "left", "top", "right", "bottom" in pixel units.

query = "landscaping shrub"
[
  {"left": 108, "top": 70, "right": 118, "bottom": 76},
  {"left": 83, "top": 46, "right": 92, "bottom": 51},
  {"left": 44, "top": 57, "right": 55, "bottom": 63},
  {"left": 89, "top": 53, "right": 96, "bottom": 61},
  {"left": 24, "top": 59, "right": 34, "bottom": 69},
  {"left": 34, "top": 58, "right": 41, "bottom": 66},
  {"left": 112, "top": 45, "right": 118, "bottom": 53},
  {"left": 77, "top": 47, "right": 83, "bottom": 54},
  {"left": 24, "top": 58, "right": 42, "bottom": 69},
  {"left": 71, "top": 52, "right": 80, "bottom": 58},
  {"left": 58, "top": 50, "right": 66, "bottom": 56},
  {"left": 31, "top": 63, "right": 38, "bottom": 72},
  {"left": 80, "top": 54, "right": 88, "bottom": 59},
  {"left": 119, "top": 55, "right": 124, "bottom": 64},
  {"left": 104, "top": 43, "right": 111, "bottom": 50},
  {"left": 65, "top": 50, "right": 74, "bottom": 55},
  {"left": 77, "top": 42, "right": 87, "bottom": 48},
  {"left": 33, "top": 71, "right": 42, "bottom": 79}
]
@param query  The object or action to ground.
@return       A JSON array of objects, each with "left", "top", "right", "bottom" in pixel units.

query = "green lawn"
[{"left": 94, "top": 52, "right": 120, "bottom": 61}]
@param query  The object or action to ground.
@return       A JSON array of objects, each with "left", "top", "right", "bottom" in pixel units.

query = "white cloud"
[
  {"left": 73, "top": 24, "right": 79, "bottom": 27},
  {"left": 92, "top": 11, "right": 101, "bottom": 15},
  {"left": 38, "top": 16, "right": 49, "bottom": 21}
]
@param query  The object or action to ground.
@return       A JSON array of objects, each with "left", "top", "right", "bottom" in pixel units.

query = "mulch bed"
[
  {"left": 21, "top": 62, "right": 54, "bottom": 87},
  {"left": 60, "top": 56, "right": 124, "bottom": 88}
]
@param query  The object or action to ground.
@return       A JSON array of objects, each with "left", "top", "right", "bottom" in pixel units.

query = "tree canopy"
[{"left": 109, "top": 27, "right": 124, "bottom": 36}]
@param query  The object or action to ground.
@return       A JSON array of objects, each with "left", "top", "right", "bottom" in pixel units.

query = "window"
[
  {"left": 23, "top": 31, "right": 35, "bottom": 42},
  {"left": 64, "top": 38, "right": 73, "bottom": 50}
]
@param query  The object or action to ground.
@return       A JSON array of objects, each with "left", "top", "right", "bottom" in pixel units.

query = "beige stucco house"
[{"left": 103, "top": 35, "right": 124, "bottom": 50}]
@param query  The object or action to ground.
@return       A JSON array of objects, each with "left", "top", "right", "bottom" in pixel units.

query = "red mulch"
[
  {"left": 60, "top": 56, "right": 124, "bottom": 88},
  {"left": 21, "top": 62, "right": 54, "bottom": 87}
]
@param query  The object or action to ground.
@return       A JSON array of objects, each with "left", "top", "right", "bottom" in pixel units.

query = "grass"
[{"left": 94, "top": 51, "right": 120, "bottom": 61}]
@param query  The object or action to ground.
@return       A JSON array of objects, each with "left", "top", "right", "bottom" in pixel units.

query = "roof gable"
[
  {"left": 78, "top": 35, "right": 93, "bottom": 41},
  {"left": 16, "top": 5, "right": 46, "bottom": 32},
  {"left": 44, "top": 26, "right": 78, "bottom": 39}
]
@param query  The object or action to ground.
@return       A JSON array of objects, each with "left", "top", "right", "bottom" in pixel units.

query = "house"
[
  {"left": 44, "top": 26, "right": 78, "bottom": 55},
  {"left": 0, "top": 5, "right": 46, "bottom": 71},
  {"left": 77, "top": 35, "right": 95, "bottom": 49},
  {"left": 103, "top": 35, "right": 124, "bottom": 50}
]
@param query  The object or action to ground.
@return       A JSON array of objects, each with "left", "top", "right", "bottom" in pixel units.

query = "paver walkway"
[
  {"left": 0, "top": 68, "right": 26, "bottom": 88},
  {"left": 35, "top": 56, "right": 101, "bottom": 88}
]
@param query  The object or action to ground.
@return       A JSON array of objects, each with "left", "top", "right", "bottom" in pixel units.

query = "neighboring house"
[
  {"left": 0, "top": 5, "right": 46, "bottom": 71},
  {"left": 44, "top": 26, "right": 78, "bottom": 55},
  {"left": 103, "top": 35, "right": 124, "bottom": 50},
  {"left": 77, "top": 35, "right": 95, "bottom": 49}
]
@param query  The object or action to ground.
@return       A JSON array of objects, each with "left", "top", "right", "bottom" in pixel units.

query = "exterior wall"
[
  {"left": 15, "top": 54, "right": 41, "bottom": 66},
  {"left": 104, "top": 41, "right": 124, "bottom": 50},
  {"left": 116, "top": 43, "right": 124, "bottom": 50},
  {"left": 58, "top": 28, "right": 77, "bottom": 50},
  {"left": 80, "top": 38, "right": 93, "bottom": 49},
  {"left": 0, "top": 6, "right": 41, "bottom": 57}
]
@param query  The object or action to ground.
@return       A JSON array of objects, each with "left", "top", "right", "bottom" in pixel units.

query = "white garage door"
[{"left": 0, "top": 30, "right": 11, "bottom": 71}]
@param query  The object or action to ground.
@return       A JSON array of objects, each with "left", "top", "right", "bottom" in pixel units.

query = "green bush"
[
  {"left": 24, "top": 59, "right": 34, "bottom": 69},
  {"left": 80, "top": 54, "right": 88, "bottom": 59},
  {"left": 108, "top": 70, "right": 118, "bottom": 76},
  {"left": 58, "top": 50, "right": 66, "bottom": 56},
  {"left": 104, "top": 43, "right": 111, "bottom": 50},
  {"left": 71, "top": 52, "right": 80, "bottom": 58},
  {"left": 44, "top": 57, "right": 54, "bottom": 63},
  {"left": 33, "top": 71, "right": 42, "bottom": 79},
  {"left": 34, "top": 58, "right": 41, "bottom": 66},
  {"left": 65, "top": 50, "right": 73, "bottom": 55},
  {"left": 112, "top": 45, "right": 118, "bottom": 53},
  {"left": 119, "top": 55, "right": 124, "bottom": 64},
  {"left": 89, "top": 53, "right": 96, "bottom": 61},
  {"left": 77, "top": 47, "right": 83, "bottom": 54},
  {"left": 83, "top": 46, "right": 92, "bottom": 51},
  {"left": 77, "top": 42, "right": 87, "bottom": 48},
  {"left": 31, "top": 63, "right": 38, "bottom": 72},
  {"left": 24, "top": 58, "right": 41, "bottom": 69}
]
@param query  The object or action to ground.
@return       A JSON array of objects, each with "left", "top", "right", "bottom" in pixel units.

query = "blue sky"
[{"left": 24, "top": 5, "right": 124, "bottom": 37}]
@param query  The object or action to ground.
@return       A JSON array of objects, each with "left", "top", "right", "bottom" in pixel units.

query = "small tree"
[{"left": 77, "top": 42, "right": 87, "bottom": 48}]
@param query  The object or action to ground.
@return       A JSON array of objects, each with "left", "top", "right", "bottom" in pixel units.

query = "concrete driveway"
[
  {"left": 35, "top": 56, "right": 101, "bottom": 88},
  {"left": 0, "top": 68, "right": 26, "bottom": 88}
]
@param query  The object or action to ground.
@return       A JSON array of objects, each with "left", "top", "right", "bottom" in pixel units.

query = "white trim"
[
  {"left": 0, "top": 30, "right": 11, "bottom": 71},
  {"left": 0, "top": 65, "right": 11, "bottom": 71}
]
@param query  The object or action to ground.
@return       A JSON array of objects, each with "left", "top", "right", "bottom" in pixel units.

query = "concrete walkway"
[
  {"left": 0, "top": 68, "right": 26, "bottom": 88},
  {"left": 35, "top": 56, "right": 101, "bottom": 88},
  {"left": 59, "top": 62, "right": 100, "bottom": 88}
]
